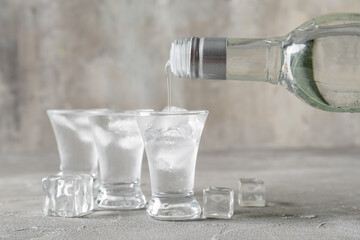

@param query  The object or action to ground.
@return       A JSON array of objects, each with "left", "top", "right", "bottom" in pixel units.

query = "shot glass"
[
  {"left": 89, "top": 111, "right": 147, "bottom": 209},
  {"left": 136, "top": 110, "right": 208, "bottom": 220},
  {"left": 47, "top": 109, "right": 107, "bottom": 185}
]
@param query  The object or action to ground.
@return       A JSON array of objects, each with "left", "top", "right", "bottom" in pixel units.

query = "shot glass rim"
[
  {"left": 47, "top": 109, "right": 110, "bottom": 116},
  {"left": 136, "top": 109, "right": 209, "bottom": 116},
  {"left": 89, "top": 109, "right": 154, "bottom": 118}
]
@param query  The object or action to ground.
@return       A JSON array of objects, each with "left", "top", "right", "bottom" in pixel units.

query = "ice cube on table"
[
  {"left": 203, "top": 186, "right": 234, "bottom": 219},
  {"left": 42, "top": 173, "right": 94, "bottom": 217},
  {"left": 238, "top": 178, "right": 265, "bottom": 207}
]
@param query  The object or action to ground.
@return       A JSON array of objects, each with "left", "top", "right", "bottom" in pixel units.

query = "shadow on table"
[
  {"left": 83, "top": 208, "right": 146, "bottom": 219},
  {"left": 234, "top": 201, "right": 307, "bottom": 220}
]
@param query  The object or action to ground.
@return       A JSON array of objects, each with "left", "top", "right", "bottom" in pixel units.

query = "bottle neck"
[
  {"left": 170, "top": 37, "right": 283, "bottom": 84},
  {"left": 227, "top": 38, "right": 282, "bottom": 84}
]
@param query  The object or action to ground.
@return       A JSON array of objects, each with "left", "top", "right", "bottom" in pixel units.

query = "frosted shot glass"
[
  {"left": 47, "top": 109, "right": 106, "bottom": 185},
  {"left": 89, "top": 111, "right": 148, "bottom": 209},
  {"left": 136, "top": 110, "right": 208, "bottom": 220}
]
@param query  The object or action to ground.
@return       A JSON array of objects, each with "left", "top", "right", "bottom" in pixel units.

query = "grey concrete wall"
[{"left": 1, "top": 0, "right": 360, "bottom": 153}]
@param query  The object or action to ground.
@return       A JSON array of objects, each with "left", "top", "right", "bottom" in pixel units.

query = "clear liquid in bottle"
[{"left": 282, "top": 24, "right": 360, "bottom": 112}]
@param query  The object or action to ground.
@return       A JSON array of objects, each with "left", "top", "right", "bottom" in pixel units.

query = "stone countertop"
[{"left": 1, "top": 148, "right": 360, "bottom": 239}]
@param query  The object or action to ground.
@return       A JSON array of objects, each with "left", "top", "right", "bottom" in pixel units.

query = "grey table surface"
[{"left": 1, "top": 148, "right": 360, "bottom": 240}]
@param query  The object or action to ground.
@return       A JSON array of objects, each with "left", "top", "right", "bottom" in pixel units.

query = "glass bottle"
[{"left": 169, "top": 13, "right": 360, "bottom": 112}]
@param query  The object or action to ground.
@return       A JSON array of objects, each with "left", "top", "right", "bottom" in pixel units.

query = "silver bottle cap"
[{"left": 170, "top": 37, "right": 226, "bottom": 79}]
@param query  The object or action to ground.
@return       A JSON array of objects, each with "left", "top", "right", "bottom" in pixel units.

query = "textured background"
[{"left": 1, "top": 0, "right": 360, "bottom": 153}]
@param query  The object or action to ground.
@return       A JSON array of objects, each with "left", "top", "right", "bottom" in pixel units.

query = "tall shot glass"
[
  {"left": 89, "top": 111, "right": 147, "bottom": 209},
  {"left": 47, "top": 109, "right": 106, "bottom": 182},
  {"left": 136, "top": 110, "right": 208, "bottom": 220}
]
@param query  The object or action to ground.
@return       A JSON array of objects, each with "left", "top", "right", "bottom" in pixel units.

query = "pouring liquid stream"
[{"left": 166, "top": 61, "right": 172, "bottom": 110}]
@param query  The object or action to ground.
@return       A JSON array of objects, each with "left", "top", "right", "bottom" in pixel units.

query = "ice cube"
[
  {"left": 42, "top": 173, "right": 94, "bottom": 217},
  {"left": 161, "top": 106, "right": 187, "bottom": 112},
  {"left": 144, "top": 107, "right": 189, "bottom": 140},
  {"left": 203, "top": 186, "right": 234, "bottom": 219},
  {"left": 238, "top": 178, "right": 265, "bottom": 207}
]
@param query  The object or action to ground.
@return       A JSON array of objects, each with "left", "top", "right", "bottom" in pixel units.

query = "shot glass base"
[
  {"left": 147, "top": 193, "right": 201, "bottom": 221},
  {"left": 96, "top": 184, "right": 146, "bottom": 210}
]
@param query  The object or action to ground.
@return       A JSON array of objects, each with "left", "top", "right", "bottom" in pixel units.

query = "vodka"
[
  {"left": 169, "top": 13, "right": 360, "bottom": 112},
  {"left": 166, "top": 61, "right": 172, "bottom": 109},
  {"left": 136, "top": 108, "right": 208, "bottom": 220},
  {"left": 89, "top": 111, "right": 147, "bottom": 209}
]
